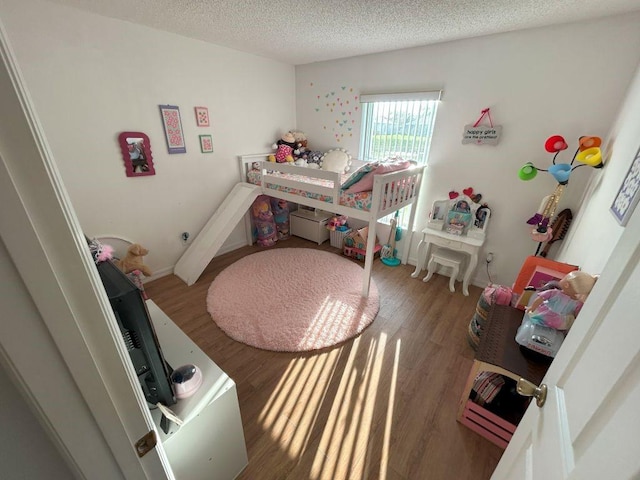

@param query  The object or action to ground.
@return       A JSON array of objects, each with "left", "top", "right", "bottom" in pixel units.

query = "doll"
[
  {"left": 525, "top": 270, "right": 598, "bottom": 330},
  {"left": 251, "top": 195, "right": 278, "bottom": 246},
  {"left": 268, "top": 132, "right": 296, "bottom": 163},
  {"left": 516, "top": 270, "right": 597, "bottom": 359}
]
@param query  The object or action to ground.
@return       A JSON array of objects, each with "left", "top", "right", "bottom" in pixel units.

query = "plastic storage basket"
[{"left": 329, "top": 229, "right": 351, "bottom": 249}]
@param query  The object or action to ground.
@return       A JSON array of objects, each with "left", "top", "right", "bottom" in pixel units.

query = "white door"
[
  {"left": 0, "top": 22, "right": 173, "bottom": 479},
  {"left": 492, "top": 202, "right": 640, "bottom": 478}
]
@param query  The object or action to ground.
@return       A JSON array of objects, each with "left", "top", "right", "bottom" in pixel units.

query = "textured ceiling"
[{"left": 48, "top": 0, "right": 640, "bottom": 65}]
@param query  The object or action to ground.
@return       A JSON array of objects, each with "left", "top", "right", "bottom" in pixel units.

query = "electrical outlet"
[
  {"left": 486, "top": 252, "right": 494, "bottom": 264},
  {"left": 181, "top": 232, "right": 190, "bottom": 244}
]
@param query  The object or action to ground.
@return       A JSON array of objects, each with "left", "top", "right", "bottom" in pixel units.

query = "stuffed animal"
[
  {"left": 270, "top": 198, "right": 290, "bottom": 240},
  {"left": 115, "top": 243, "right": 152, "bottom": 277},
  {"left": 268, "top": 132, "right": 296, "bottom": 163},
  {"left": 304, "top": 150, "right": 324, "bottom": 169},
  {"left": 327, "top": 215, "right": 348, "bottom": 231},
  {"left": 251, "top": 195, "right": 277, "bottom": 246},
  {"left": 290, "top": 130, "right": 307, "bottom": 150},
  {"left": 88, "top": 238, "right": 114, "bottom": 264},
  {"left": 290, "top": 130, "right": 308, "bottom": 159}
]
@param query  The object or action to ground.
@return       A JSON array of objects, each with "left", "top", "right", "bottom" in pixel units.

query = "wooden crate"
[{"left": 459, "top": 400, "right": 516, "bottom": 449}]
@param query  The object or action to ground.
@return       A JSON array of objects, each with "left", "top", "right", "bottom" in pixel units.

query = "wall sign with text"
[
  {"left": 462, "top": 108, "right": 502, "bottom": 145},
  {"left": 462, "top": 125, "right": 502, "bottom": 145}
]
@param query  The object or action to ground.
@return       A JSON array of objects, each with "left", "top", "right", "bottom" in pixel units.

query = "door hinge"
[{"left": 135, "top": 430, "right": 157, "bottom": 458}]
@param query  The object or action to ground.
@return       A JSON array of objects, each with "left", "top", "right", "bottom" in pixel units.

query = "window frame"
[{"left": 358, "top": 90, "right": 442, "bottom": 227}]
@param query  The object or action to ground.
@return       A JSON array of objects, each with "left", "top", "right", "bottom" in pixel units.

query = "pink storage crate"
[{"left": 459, "top": 400, "right": 516, "bottom": 449}]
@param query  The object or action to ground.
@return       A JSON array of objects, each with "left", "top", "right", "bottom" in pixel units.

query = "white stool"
[{"left": 423, "top": 248, "right": 466, "bottom": 293}]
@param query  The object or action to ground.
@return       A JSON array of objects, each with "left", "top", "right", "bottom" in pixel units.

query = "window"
[{"left": 358, "top": 91, "right": 441, "bottom": 227}]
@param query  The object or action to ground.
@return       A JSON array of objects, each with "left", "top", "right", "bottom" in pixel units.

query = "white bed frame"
[{"left": 239, "top": 154, "right": 426, "bottom": 297}]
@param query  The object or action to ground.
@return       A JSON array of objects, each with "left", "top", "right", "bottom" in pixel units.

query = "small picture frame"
[
  {"left": 431, "top": 200, "right": 449, "bottom": 221},
  {"left": 199, "top": 134, "right": 213, "bottom": 153},
  {"left": 159, "top": 104, "right": 186, "bottom": 154},
  {"left": 195, "top": 106, "right": 209, "bottom": 127},
  {"left": 611, "top": 146, "right": 640, "bottom": 226}
]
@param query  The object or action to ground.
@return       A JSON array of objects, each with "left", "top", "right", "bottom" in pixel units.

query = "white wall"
[
  {"left": 2, "top": 1, "right": 639, "bottom": 286},
  {"left": 0, "top": 361, "right": 75, "bottom": 480},
  {"left": 557, "top": 63, "right": 640, "bottom": 274},
  {"left": 0, "top": 237, "right": 119, "bottom": 480},
  {"left": 0, "top": 0, "right": 296, "bottom": 277},
  {"left": 296, "top": 14, "right": 640, "bottom": 285}
]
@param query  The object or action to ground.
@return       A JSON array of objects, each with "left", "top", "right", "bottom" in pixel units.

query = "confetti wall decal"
[{"left": 310, "top": 84, "right": 359, "bottom": 142}]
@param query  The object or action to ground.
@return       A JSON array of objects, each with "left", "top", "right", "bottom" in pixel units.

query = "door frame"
[{"left": 0, "top": 19, "right": 172, "bottom": 480}]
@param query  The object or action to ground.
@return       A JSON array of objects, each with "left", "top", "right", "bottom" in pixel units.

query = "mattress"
[{"left": 247, "top": 169, "right": 374, "bottom": 211}]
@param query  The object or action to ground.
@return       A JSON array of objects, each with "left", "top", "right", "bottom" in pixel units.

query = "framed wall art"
[
  {"left": 159, "top": 104, "right": 186, "bottom": 154},
  {"left": 195, "top": 106, "right": 210, "bottom": 127},
  {"left": 199, "top": 134, "right": 213, "bottom": 153},
  {"left": 611, "top": 146, "right": 640, "bottom": 226}
]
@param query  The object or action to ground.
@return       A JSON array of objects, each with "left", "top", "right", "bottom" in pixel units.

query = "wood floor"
[{"left": 144, "top": 237, "right": 504, "bottom": 480}]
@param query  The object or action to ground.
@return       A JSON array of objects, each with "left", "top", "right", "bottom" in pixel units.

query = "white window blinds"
[
  {"left": 358, "top": 91, "right": 441, "bottom": 228},
  {"left": 359, "top": 91, "right": 441, "bottom": 165}
]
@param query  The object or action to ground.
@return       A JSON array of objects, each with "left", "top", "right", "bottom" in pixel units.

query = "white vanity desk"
[{"left": 411, "top": 195, "right": 489, "bottom": 296}]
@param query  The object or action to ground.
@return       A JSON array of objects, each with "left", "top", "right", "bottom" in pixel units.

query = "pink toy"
[
  {"left": 251, "top": 195, "right": 277, "bottom": 246},
  {"left": 88, "top": 238, "right": 114, "bottom": 264},
  {"left": 327, "top": 215, "right": 348, "bottom": 231},
  {"left": 270, "top": 198, "right": 290, "bottom": 240},
  {"left": 482, "top": 284, "right": 514, "bottom": 306},
  {"left": 268, "top": 132, "right": 296, "bottom": 163},
  {"left": 525, "top": 270, "right": 598, "bottom": 330},
  {"left": 96, "top": 243, "right": 114, "bottom": 262}
]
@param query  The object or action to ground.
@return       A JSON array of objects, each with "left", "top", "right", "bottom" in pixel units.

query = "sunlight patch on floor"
[
  {"left": 379, "top": 339, "right": 401, "bottom": 479},
  {"left": 253, "top": 320, "right": 401, "bottom": 478},
  {"left": 259, "top": 350, "right": 340, "bottom": 459},
  {"left": 299, "top": 295, "right": 370, "bottom": 350}
]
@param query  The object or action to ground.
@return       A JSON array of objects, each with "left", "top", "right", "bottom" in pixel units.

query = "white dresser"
[{"left": 146, "top": 300, "right": 248, "bottom": 480}]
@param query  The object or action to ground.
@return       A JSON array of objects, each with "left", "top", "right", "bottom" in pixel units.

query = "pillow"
[
  {"left": 321, "top": 148, "right": 352, "bottom": 174},
  {"left": 344, "top": 159, "right": 411, "bottom": 193},
  {"left": 340, "top": 161, "right": 379, "bottom": 190}
]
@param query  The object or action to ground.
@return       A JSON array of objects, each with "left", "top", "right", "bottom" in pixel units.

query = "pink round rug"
[{"left": 206, "top": 248, "right": 379, "bottom": 352}]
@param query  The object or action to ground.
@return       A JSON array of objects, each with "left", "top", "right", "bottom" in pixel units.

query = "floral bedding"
[{"left": 247, "top": 169, "right": 374, "bottom": 211}]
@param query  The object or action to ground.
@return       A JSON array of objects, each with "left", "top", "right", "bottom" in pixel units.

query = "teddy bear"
[
  {"left": 115, "top": 243, "right": 152, "bottom": 277},
  {"left": 290, "top": 130, "right": 307, "bottom": 149},
  {"left": 268, "top": 132, "right": 296, "bottom": 163},
  {"left": 290, "top": 130, "right": 308, "bottom": 159}
]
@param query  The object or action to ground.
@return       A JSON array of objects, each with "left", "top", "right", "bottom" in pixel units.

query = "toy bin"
[{"left": 330, "top": 229, "right": 351, "bottom": 249}]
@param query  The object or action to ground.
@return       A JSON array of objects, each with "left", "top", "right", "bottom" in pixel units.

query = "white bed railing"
[
  {"left": 238, "top": 153, "right": 426, "bottom": 297},
  {"left": 239, "top": 154, "right": 424, "bottom": 221}
]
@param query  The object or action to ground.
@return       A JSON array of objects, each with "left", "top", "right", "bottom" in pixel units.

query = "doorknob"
[{"left": 517, "top": 378, "right": 547, "bottom": 407}]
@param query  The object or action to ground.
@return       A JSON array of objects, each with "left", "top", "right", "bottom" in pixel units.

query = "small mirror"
[{"left": 118, "top": 131, "right": 155, "bottom": 177}]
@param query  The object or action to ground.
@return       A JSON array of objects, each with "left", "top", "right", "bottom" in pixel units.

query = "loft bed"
[{"left": 238, "top": 153, "right": 426, "bottom": 297}]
